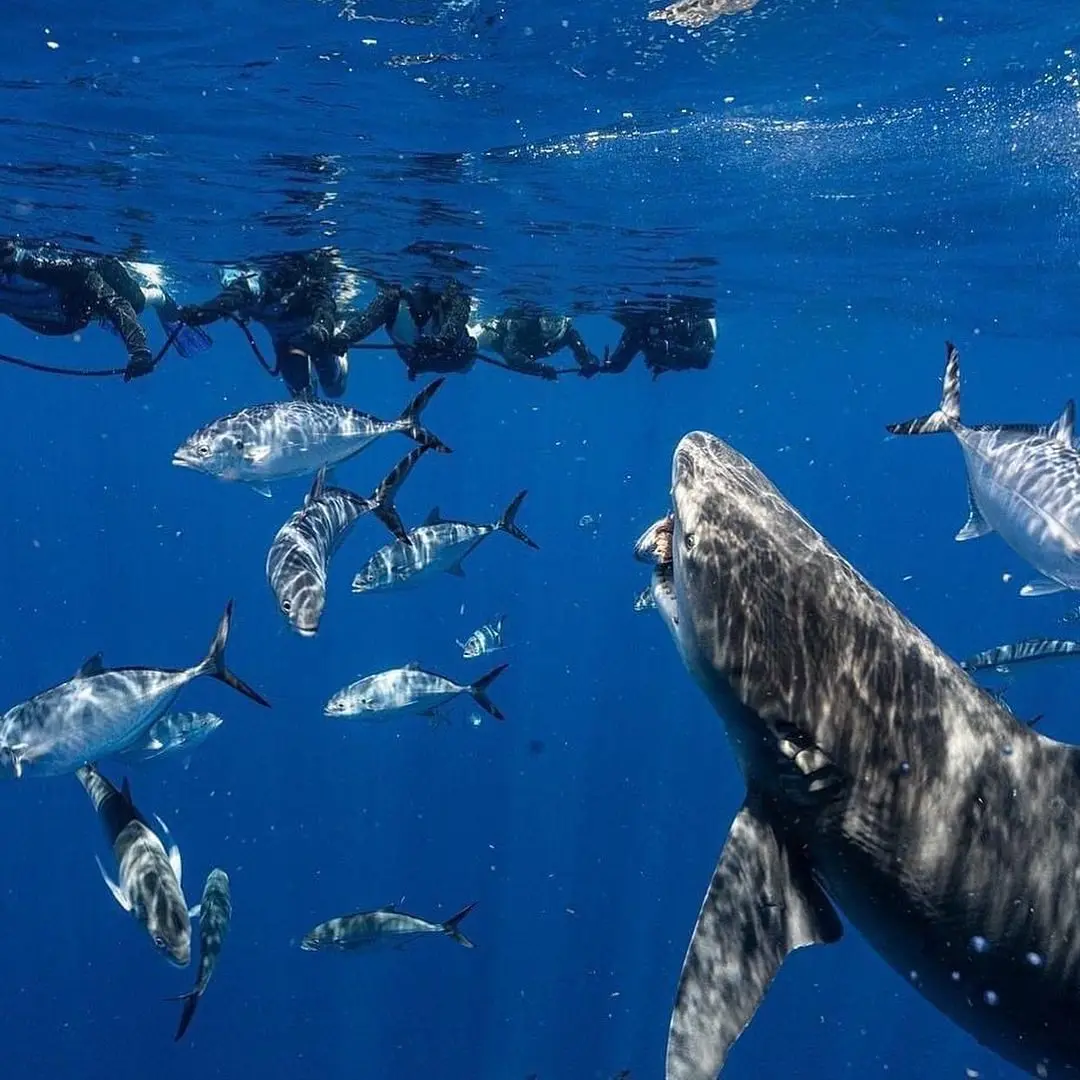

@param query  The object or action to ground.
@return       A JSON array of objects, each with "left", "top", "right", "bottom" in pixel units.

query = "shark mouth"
[{"left": 634, "top": 515, "right": 677, "bottom": 625}]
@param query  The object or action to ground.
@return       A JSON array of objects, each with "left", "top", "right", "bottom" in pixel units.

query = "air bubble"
[
  {"left": 983, "top": 989, "right": 999, "bottom": 1006},
  {"left": 1025, "top": 951, "right": 1044, "bottom": 967},
  {"left": 969, "top": 935, "right": 989, "bottom": 953}
]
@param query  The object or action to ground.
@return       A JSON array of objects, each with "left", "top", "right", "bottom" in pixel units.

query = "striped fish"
[
  {"left": 266, "top": 447, "right": 431, "bottom": 636},
  {"left": 115, "top": 711, "right": 224, "bottom": 765},
  {"left": 888, "top": 342, "right": 1080, "bottom": 597},
  {"left": 961, "top": 637, "right": 1080, "bottom": 675},
  {"left": 457, "top": 615, "right": 505, "bottom": 660},
  {"left": 170, "top": 868, "right": 232, "bottom": 1041},
  {"left": 300, "top": 901, "right": 477, "bottom": 952}
]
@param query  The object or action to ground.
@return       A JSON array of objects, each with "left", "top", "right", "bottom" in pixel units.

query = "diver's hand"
[
  {"left": 123, "top": 351, "right": 156, "bottom": 382},
  {"left": 178, "top": 305, "right": 216, "bottom": 327},
  {"left": 537, "top": 364, "right": 558, "bottom": 381}
]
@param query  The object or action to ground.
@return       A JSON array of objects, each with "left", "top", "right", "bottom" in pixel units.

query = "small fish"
[
  {"left": 352, "top": 491, "right": 538, "bottom": 593},
  {"left": 633, "top": 587, "right": 657, "bottom": 613},
  {"left": 457, "top": 615, "right": 505, "bottom": 659},
  {"left": 648, "top": 0, "right": 758, "bottom": 28},
  {"left": 76, "top": 764, "right": 194, "bottom": 967},
  {"left": 267, "top": 446, "right": 431, "bottom": 636},
  {"left": 325, "top": 662, "right": 509, "bottom": 722},
  {"left": 300, "top": 900, "right": 477, "bottom": 952},
  {"left": 172, "top": 379, "right": 450, "bottom": 496},
  {"left": 0, "top": 601, "right": 269, "bottom": 779},
  {"left": 114, "top": 711, "right": 224, "bottom": 765},
  {"left": 170, "top": 868, "right": 232, "bottom": 1041},
  {"left": 888, "top": 342, "right": 1080, "bottom": 597},
  {"left": 961, "top": 638, "right": 1080, "bottom": 674}
]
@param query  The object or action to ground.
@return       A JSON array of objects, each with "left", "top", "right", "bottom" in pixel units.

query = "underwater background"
[{"left": 2, "top": 2, "right": 1080, "bottom": 1078}]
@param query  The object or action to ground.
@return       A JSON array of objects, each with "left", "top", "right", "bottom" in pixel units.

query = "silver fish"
[
  {"left": 171, "top": 868, "right": 232, "bottom": 1041},
  {"left": 633, "top": 586, "right": 657, "bottom": 613},
  {"left": 76, "top": 764, "right": 193, "bottom": 967},
  {"left": 300, "top": 900, "right": 477, "bottom": 952},
  {"left": 325, "top": 661, "right": 509, "bottom": 722},
  {"left": 0, "top": 601, "right": 269, "bottom": 779},
  {"left": 457, "top": 615, "right": 505, "bottom": 660},
  {"left": 352, "top": 491, "right": 538, "bottom": 594},
  {"left": 114, "top": 711, "right": 225, "bottom": 765},
  {"left": 961, "top": 637, "right": 1080, "bottom": 674},
  {"left": 888, "top": 341, "right": 1080, "bottom": 597},
  {"left": 172, "top": 379, "right": 450, "bottom": 496},
  {"left": 267, "top": 446, "right": 430, "bottom": 636}
]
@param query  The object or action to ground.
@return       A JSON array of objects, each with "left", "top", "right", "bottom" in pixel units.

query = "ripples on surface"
[{"left": 2, "top": 1, "right": 1079, "bottom": 325}]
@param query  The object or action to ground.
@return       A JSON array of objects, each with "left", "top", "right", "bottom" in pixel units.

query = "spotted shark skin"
[
  {"left": 266, "top": 446, "right": 431, "bottom": 636},
  {"left": 639, "top": 430, "right": 1080, "bottom": 1080},
  {"left": 889, "top": 342, "right": 1080, "bottom": 598},
  {"left": 172, "top": 378, "right": 450, "bottom": 491}
]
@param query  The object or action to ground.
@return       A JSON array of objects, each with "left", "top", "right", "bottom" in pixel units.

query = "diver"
[
  {"left": 467, "top": 304, "right": 598, "bottom": 380},
  {"left": 0, "top": 238, "right": 211, "bottom": 381},
  {"left": 332, "top": 278, "right": 477, "bottom": 380},
  {"left": 590, "top": 296, "right": 717, "bottom": 378},
  {"left": 179, "top": 249, "right": 348, "bottom": 398}
]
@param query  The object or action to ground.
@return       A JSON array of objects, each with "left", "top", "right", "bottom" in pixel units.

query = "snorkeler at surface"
[
  {"left": 590, "top": 296, "right": 717, "bottom": 378},
  {"left": 467, "top": 304, "right": 599, "bottom": 380},
  {"left": 179, "top": 249, "right": 348, "bottom": 399},
  {"left": 332, "top": 278, "right": 477, "bottom": 380},
  {"left": 0, "top": 238, "right": 211, "bottom": 381}
]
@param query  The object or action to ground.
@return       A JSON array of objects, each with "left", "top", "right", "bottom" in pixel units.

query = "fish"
[
  {"left": 172, "top": 378, "right": 450, "bottom": 496},
  {"left": 647, "top": 0, "right": 759, "bottom": 29},
  {"left": 267, "top": 446, "right": 431, "bottom": 636},
  {"left": 888, "top": 341, "right": 1080, "bottom": 597},
  {"left": 641, "top": 429, "right": 1080, "bottom": 1080},
  {"left": 170, "top": 868, "right": 232, "bottom": 1041},
  {"left": 300, "top": 900, "right": 477, "bottom": 952},
  {"left": 0, "top": 601, "right": 269, "bottom": 779},
  {"left": 114, "top": 711, "right": 225, "bottom": 765},
  {"left": 324, "top": 662, "right": 509, "bottom": 722},
  {"left": 457, "top": 615, "right": 505, "bottom": 659},
  {"left": 352, "top": 491, "right": 538, "bottom": 594},
  {"left": 961, "top": 637, "right": 1080, "bottom": 674},
  {"left": 633, "top": 586, "right": 657, "bottom": 613},
  {"left": 76, "top": 764, "right": 194, "bottom": 967}
]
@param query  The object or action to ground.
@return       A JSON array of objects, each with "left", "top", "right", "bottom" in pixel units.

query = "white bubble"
[
  {"left": 983, "top": 989, "right": 998, "bottom": 1006},
  {"left": 1025, "top": 951, "right": 1044, "bottom": 967},
  {"left": 969, "top": 935, "right": 989, "bottom": 953}
]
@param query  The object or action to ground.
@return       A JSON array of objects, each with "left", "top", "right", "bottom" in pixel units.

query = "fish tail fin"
[
  {"left": 442, "top": 901, "right": 478, "bottom": 948},
  {"left": 369, "top": 445, "right": 430, "bottom": 544},
  {"left": 166, "top": 989, "right": 201, "bottom": 1041},
  {"left": 497, "top": 491, "right": 539, "bottom": 550},
  {"left": 398, "top": 377, "right": 452, "bottom": 454},
  {"left": 199, "top": 601, "right": 271, "bottom": 708},
  {"left": 886, "top": 340, "right": 961, "bottom": 436},
  {"left": 469, "top": 663, "right": 509, "bottom": 721}
]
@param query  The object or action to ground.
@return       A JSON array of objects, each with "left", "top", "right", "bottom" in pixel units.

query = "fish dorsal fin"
[
  {"left": 423, "top": 506, "right": 442, "bottom": 526},
  {"left": 306, "top": 466, "right": 327, "bottom": 506},
  {"left": 75, "top": 653, "right": 105, "bottom": 679},
  {"left": 1050, "top": 400, "right": 1076, "bottom": 447},
  {"left": 404, "top": 661, "right": 422, "bottom": 671}
]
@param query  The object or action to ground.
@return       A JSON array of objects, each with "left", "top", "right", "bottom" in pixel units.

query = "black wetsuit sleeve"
[
  {"left": 563, "top": 326, "right": 599, "bottom": 369},
  {"left": 602, "top": 327, "right": 642, "bottom": 373},
  {"left": 83, "top": 269, "right": 152, "bottom": 365},
  {"left": 9, "top": 247, "right": 88, "bottom": 288},
  {"left": 180, "top": 282, "right": 253, "bottom": 327},
  {"left": 334, "top": 287, "right": 399, "bottom": 347}
]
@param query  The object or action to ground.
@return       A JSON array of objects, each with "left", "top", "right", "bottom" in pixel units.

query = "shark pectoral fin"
[
  {"left": 954, "top": 487, "right": 992, "bottom": 542},
  {"left": 1020, "top": 576, "right": 1067, "bottom": 598},
  {"left": 666, "top": 793, "right": 842, "bottom": 1080},
  {"left": 95, "top": 856, "right": 132, "bottom": 913}
]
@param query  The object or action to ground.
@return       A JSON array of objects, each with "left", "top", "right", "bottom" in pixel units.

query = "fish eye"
[
  {"left": 153, "top": 934, "right": 166, "bottom": 949},
  {"left": 282, "top": 599, "right": 292, "bottom": 612},
  {"left": 197, "top": 444, "right": 210, "bottom": 458}
]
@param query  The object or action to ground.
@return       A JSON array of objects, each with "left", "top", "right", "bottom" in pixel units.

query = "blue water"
[{"left": 2, "top": 2, "right": 1080, "bottom": 1078}]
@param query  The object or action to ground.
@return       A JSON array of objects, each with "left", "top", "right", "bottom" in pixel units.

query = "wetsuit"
[
  {"left": 180, "top": 251, "right": 347, "bottom": 398},
  {"left": 0, "top": 240, "right": 173, "bottom": 381},
  {"left": 333, "top": 279, "right": 477, "bottom": 380},
  {"left": 468, "top": 306, "right": 598, "bottom": 380},
  {"left": 597, "top": 299, "right": 717, "bottom": 378}
]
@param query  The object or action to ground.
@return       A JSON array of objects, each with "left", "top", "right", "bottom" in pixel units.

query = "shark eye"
[{"left": 684, "top": 533, "right": 697, "bottom": 552}]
